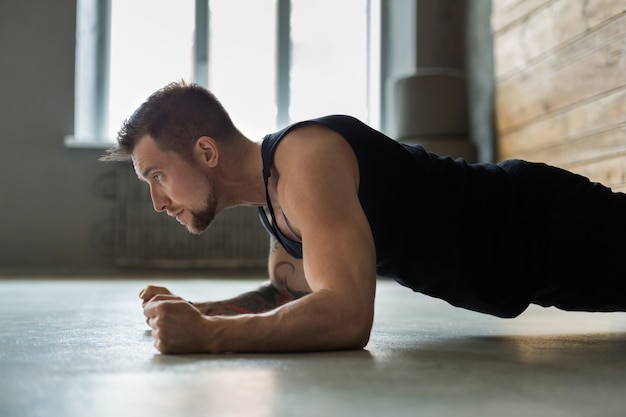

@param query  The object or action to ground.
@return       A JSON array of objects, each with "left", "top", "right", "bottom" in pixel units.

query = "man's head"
[
  {"left": 131, "top": 134, "right": 219, "bottom": 235},
  {"left": 101, "top": 81, "right": 238, "bottom": 234},
  {"left": 100, "top": 80, "right": 239, "bottom": 162}
]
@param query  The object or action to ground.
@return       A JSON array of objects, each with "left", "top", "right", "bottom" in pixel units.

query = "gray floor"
[{"left": 1, "top": 277, "right": 625, "bottom": 417}]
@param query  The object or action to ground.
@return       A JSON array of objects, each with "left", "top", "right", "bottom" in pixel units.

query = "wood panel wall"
[{"left": 491, "top": 0, "right": 626, "bottom": 191}]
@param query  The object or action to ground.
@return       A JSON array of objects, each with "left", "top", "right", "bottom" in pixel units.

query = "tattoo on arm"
[
  {"left": 272, "top": 261, "right": 309, "bottom": 298},
  {"left": 202, "top": 281, "right": 308, "bottom": 316},
  {"left": 201, "top": 237, "right": 309, "bottom": 316},
  {"left": 201, "top": 286, "right": 281, "bottom": 316}
]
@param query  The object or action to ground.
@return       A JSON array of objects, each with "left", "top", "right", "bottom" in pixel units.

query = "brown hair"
[{"left": 99, "top": 81, "right": 239, "bottom": 162}]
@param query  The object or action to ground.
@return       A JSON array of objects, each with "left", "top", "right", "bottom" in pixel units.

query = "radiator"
[{"left": 114, "top": 167, "right": 269, "bottom": 269}]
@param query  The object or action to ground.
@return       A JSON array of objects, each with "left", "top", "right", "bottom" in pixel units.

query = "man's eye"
[{"left": 153, "top": 174, "right": 162, "bottom": 182}]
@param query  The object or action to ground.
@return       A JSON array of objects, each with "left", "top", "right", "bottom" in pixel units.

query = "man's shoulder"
[
  {"left": 263, "top": 115, "right": 362, "bottom": 181},
  {"left": 277, "top": 123, "right": 352, "bottom": 164}
]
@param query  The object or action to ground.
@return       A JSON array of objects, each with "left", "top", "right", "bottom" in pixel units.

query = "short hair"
[{"left": 99, "top": 81, "right": 239, "bottom": 162}]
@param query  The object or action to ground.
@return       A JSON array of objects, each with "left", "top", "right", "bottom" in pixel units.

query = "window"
[{"left": 66, "top": 0, "right": 380, "bottom": 146}]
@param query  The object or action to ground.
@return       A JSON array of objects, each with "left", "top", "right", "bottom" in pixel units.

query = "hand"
[
  {"left": 139, "top": 285, "right": 175, "bottom": 307},
  {"left": 143, "top": 298, "right": 212, "bottom": 354}
]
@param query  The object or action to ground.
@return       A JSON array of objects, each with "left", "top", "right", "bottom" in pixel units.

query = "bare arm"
[
  {"left": 192, "top": 237, "right": 310, "bottom": 315},
  {"left": 140, "top": 237, "right": 308, "bottom": 315},
  {"left": 143, "top": 126, "right": 377, "bottom": 354}
]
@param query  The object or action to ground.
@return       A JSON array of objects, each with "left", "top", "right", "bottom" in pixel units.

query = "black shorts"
[{"left": 499, "top": 160, "right": 626, "bottom": 312}]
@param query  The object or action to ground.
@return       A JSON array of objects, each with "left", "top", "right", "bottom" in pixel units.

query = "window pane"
[
  {"left": 103, "top": 0, "right": 373, "bottom": 141},
  {"left": 290, "top": 0, "right": 369, "bottom": 123},
  {"left": 208, "top": 0, "right": 277, "bottom": 140},
  {"left": 108, "top": 0, "right": 195, "bottom": 138}
]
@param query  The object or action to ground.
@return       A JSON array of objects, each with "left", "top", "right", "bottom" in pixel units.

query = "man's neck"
[{"left": 218, "top": 139, "right": 267, "bottom": 209}]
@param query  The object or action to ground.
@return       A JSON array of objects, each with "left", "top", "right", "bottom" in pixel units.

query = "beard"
[{"left": 186, "top": 189, "right": 218, "bottom": 235}]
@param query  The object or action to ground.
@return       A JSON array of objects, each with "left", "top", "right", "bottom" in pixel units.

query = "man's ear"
[{"left": 195, "top": 136, "right": 219, "bottom": 168}]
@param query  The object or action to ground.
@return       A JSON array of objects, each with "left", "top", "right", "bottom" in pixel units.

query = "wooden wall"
[{"left": 491, "top": 0, "right": 626, "bottom": 191}]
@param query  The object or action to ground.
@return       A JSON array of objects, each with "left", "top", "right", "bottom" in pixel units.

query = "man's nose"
[{"left": 149, "top": 186, "right": 169, "bottom": 212}]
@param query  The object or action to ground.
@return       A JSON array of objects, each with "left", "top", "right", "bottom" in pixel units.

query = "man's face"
[{"left": 132, "top": 135, "right": 218, "bottom": 234}]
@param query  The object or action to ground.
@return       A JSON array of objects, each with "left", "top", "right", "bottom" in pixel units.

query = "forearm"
[
  {"left": 193, "top": 282, "right": 298, "bottom": 316},
  {"left": 194, "top": 243, "right": 310, "bottom": 317},
  {"left": 204, "top": 290, "right": 374, "bottom": 353}
]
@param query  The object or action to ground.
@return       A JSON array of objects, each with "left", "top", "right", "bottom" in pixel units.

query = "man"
[{"left": 101, "top": 81, "right": 626, "bottom": 354}]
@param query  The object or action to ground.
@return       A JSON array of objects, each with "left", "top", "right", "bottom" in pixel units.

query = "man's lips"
[{"left": 168, "top": 210, "right": 184, "bottom": 220}]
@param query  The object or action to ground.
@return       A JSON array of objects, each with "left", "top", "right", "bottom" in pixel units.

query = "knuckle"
[
  {"left": 154, "top": 303, "right": 168, "bottom": 314},
  {"left": 153, "top": 332, "right": 175, "bottom": 354}
]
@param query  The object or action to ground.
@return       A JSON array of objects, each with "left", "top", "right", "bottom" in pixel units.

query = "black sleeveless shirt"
[{"left": 258, "top": 115, "right": 536, "bottom": 318}]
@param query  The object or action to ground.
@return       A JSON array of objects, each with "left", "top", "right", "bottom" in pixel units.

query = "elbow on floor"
[{"left": 337, "top": 320, "right": 373, "bottom": 351}]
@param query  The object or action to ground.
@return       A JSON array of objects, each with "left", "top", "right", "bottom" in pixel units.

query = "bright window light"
[
  {"left": 206, "top": 0, "right": 278, "bottom": 140},
  {"left": 69, "top": 0, "right": 377, "bottom": 145},
  {"left": 108, "top": 0, "right": 195, "bottom": 139},
  {"left": 290, "top": 0, "right": 369, "bottom": 123}
]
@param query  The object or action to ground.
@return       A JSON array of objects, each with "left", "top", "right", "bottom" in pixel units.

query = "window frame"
[{"left": 65, "top": 0, "right": 380, "bottom": 148}]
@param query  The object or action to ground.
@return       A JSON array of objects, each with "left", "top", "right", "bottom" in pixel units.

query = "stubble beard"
[{"left": 186, "top": 190, "right": 218, "bottom": 235}]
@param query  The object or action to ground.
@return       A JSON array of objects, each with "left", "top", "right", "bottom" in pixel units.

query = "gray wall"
[
  {"left": 0, "top": 0, "right": 495, "bottom": 275},
  {"left": 381, "top": 0, "right": 495, "bottom": 162},
  {"left": 1, "top": 0, "right": 116, "bottom": 274},
  {"left": 466, "top": 0, "right": 496, "bottom": 163}
]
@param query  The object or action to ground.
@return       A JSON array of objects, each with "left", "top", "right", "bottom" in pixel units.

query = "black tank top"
[{"left": 258, "top": 115, "right": 535, "bottom": 317}]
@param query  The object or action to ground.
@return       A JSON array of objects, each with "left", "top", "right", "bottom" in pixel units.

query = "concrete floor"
[{"left": 1, "top": 278, "right": 625, "bottom": 417}]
